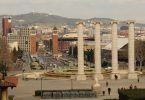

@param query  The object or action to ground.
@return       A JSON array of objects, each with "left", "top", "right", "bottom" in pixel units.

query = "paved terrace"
[{"left": 8, "top": 75, "right": 145, "bottom": 100}]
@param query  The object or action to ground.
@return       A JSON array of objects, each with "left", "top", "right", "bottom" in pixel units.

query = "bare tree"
[
  {"left": 0, "top": 37, "right": 12, "bottom": 70},
  {"left": 135, "top": 40, "right": 145, "bottom": 70}
]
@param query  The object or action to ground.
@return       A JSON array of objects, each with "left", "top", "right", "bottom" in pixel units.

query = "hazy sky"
[{"left": 0, "top": 0, "right": 145, "bottom": 22}]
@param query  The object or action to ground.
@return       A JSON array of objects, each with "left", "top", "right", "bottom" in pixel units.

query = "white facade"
[{"left": 7, "top": 27, "right": 36, "bottom": 53}]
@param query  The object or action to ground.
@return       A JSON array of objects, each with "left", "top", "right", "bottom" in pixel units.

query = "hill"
[{"left": 0, "top": 12, "right": 145, "bottom": 29}]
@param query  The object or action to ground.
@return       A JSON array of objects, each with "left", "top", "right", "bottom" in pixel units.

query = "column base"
[
  {"left": 93, "top": 84, "right": 101, "bottom": 94},
  {"left": 128, "top": 73, "right": 138, "bottom": 79},
  {"left": 77, "top": 74, "right": 86, "bottom": 80},
  {"left": 94, "top": 73, "right": 104, "bottom": 80},
  {"left": 111, "top": 73, "right": 120, "bottom": 80}
]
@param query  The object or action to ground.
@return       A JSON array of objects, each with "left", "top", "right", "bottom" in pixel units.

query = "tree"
[
  {"left": 12, "top": 47, "right": 17, "bottom": 62},
  {"left": 12, "top": 47, "right": 24, "bottom": 62},
  {"left": 135, "top": 40, "right": 145, "bottom": 70},
  {"left": 17, "top": 47, "right": 23, "bottom": 58},
  {"left": 0, "top": 37, "right": 12, "bottom": 70}
]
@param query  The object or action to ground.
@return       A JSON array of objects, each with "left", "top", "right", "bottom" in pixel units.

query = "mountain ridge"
[{"left": 0, "top": 12, "right": 145, "bottom": 28}]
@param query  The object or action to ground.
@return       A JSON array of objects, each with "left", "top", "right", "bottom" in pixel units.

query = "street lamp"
[
  {"left": 70, "top": 76, "right": 74, "bottom": 90},
  {"left": 22, "top": 69, "right": 25, "bottom": 80},
  {"left": 40, "top": 75, "right": 44, "bottom": 98}
]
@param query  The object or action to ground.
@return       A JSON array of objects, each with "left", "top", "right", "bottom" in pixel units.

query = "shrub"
[{"left": 118, "top": 89, "right": 145, "bottom": 100}]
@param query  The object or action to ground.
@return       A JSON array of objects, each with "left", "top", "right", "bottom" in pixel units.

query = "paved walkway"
[{"left": 9, "top": 76, "right": 145, "bottom": 100}]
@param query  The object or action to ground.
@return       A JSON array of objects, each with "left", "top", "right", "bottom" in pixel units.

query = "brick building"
[{"left": 2, "top": 16, "right": 12, "bottom": 36}]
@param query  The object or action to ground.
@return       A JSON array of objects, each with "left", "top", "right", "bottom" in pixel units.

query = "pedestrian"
[
  {"left": 129, "top": 84, "right": 133, "bottom": 89},
  {"left": 102, "top": 91, "right": 105, "bottom": 96},
  {"left": 134, "top": 85, "right": 137, "bottom": 89},
  {"left": 137, "top": 78, "right": 139, "bottom": 83},
  {"left": 106, "top": 81, "right": 108, "bottom": 87},
  {"left": 108, "top": 87, "right": 111, "bottom": 95},
  {"left": 141, "top": 68, "right": 143, "bottom": 72},
  {"left": 114, "top": 74, "right": 118, "bottom": 80}
]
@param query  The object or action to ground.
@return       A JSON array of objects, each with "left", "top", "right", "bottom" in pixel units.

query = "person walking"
[
  {"left": 137, "top": 78, "right": 139, "bottom": 83},
  {"left": 108, "top": 87, "right": 111, "bottom": 95},
  {"left": 115, "top": 74, "right": 118, "bottom": 80},
  {"left": 106, "top": 81, "right": 109, "bottom": 87},
  {"left": 129, "top": 84, "right": 133, "bottom": 89},
  {"left": 102, "top": 91, "right": 105, "bottom": 96}
]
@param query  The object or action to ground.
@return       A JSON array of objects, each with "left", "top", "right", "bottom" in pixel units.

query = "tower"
[
  {"left": 52, "top": 27, "right": 59, "bottom": 58},
  {"left": 2, "top": 16, "right": 12, "bottom": 36},
  {"left": 30, "top": 34, "right": 37, "bottom": 56}
]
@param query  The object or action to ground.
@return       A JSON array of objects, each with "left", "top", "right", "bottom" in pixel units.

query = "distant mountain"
[{"left": 0, "top": 12, "right": 145, "bottom": 29}]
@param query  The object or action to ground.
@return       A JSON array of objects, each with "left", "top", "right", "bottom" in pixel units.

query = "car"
[{"left": 105, "top": 67, "right": 112, "bottom": 71}]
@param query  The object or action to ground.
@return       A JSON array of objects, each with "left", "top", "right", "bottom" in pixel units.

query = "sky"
[{"left": 0, "top": 0, "right": 145, "bottom": 23}]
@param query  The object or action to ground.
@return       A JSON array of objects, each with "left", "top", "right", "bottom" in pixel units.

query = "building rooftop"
[
  {"left": 0, "top": 76, "right": 18, "bottom": 87},
  {"left": 103, "top": 37, "right": 128, "bottom": 50}
]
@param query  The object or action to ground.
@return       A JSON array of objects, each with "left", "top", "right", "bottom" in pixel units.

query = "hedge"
[{"left": 118, "top": 89, "right": 145, "bottom": 100}]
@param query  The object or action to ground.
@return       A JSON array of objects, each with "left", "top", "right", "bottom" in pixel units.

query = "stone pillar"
[
  {"left": 128, "top": 20, "right": 138, "bottom": 79},
  {"left": 1, "top": 88, "right": 8, "bottom": 100},
  {"left": 93, "top": 22, "right": 104, "bottom": 80},
  {"left": 52, "top": 27, "right": 58, "bottom": 58},
  {"left": 111, "top": 20, "right": 120, "bottom": 79},
  {"left": 76, "top": 22, "right": 86, "bottom": 80}
]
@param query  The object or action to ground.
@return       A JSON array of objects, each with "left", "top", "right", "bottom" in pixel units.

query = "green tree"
[{"left": 12, "top": 47, "right": 23, "bottom": 62}]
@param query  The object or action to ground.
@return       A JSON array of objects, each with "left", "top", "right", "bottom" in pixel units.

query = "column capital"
[
  {"left": 111, "top": 20, "right": 118, "bottom": 24},
  {"left": 127, "top": 20, "right": 135, "bottom": 24},
  {"left": 92, "top": 21, "right": 102, "bottom": 25},
  {"left": 76, "top": 21, "right": 85, "bottom": 26}
]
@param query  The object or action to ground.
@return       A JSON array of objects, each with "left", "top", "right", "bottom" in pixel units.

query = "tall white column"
[
  {"left": 111, "top": 20, "right": 120, "bottom": 79},
  {"left": 128, "top": 20, "right": 138, "bottom": 79},
  {"left": 76, "top": 22, "right": 86, "bottom": 80},
  {"left": 94, "top": 22, "right": 104, "bottom": 80}
]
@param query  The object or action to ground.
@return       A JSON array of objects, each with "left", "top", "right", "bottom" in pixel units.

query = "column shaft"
[
  {"left": 128, "top": 22, "right": 135, "bottom": 73},
  {"left": 95, "top": 23, "right": 101, "bottom": 73},
  {"left": 111, "top": 21, "right": 120, "bottom": 79},
  {"left": 112, "top": 22, "right": 118, "bottom": 73},
  {"left": 128, "top": 20, "right": 138, "bottom": 79},
  {"left": 94, "top": 22, "right": 103, "bottom": 80},
  {"left": 77, "top": 22, "right": 86, "bottom": 80},
  {"left": 78, "top": 24, "right": 84, "bottom": 75}
]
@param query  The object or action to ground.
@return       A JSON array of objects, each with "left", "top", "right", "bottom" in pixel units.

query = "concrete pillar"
[
  {"left": 93, "top": 21, "right": 104, "bottom": 80},
  {"left": 128, "top": 20, "right": 138, "bottom": 79},
  {"left": 111, "top": 20, "right": 120, "bottom": 79},
  {"left": 1, "top": 88, "right": 8, "bottom": 100},
  {"left": 76, "top": 22, "right": 86, "bottom": 80}
]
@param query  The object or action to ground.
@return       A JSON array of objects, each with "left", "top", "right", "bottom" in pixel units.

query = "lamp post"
[
  {"left": 22, "top": 69, "right": 25, "bottom": 80},
  {"left": 70, "top": 76, "right": 73, "bottom": 90},
  {"left": 40, "top": 76, "right": 43, "bottom": 98}
]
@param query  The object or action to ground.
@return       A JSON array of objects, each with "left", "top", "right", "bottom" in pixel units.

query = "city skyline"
[{"left": 0, "top": 0, "right": 145, "bottom": 23}]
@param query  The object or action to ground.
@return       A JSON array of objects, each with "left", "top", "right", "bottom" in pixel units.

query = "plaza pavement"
[{"left": 9, "top": 75, "right": 145, "bottom": 100}]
